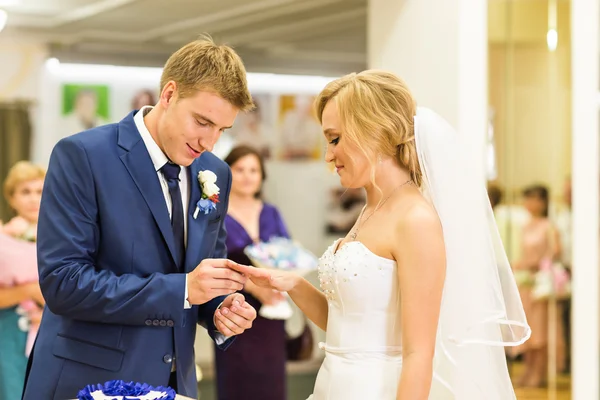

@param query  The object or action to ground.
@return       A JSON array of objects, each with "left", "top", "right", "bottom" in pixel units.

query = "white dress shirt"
[{"left": 134, "top": 106, "right": 192, "bottom": 309}]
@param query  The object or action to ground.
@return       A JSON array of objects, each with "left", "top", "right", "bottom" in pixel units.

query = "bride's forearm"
[
  {"left": 288, "top": 278, "right": 328, "bottom": 331},
  {"left": 396, "top": 354, "right": 433, "bottom": 400}
]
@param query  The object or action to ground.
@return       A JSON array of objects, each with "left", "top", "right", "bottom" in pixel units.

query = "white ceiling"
[{"left": 2, "top": 0, "right": 368, "bottom": 76}]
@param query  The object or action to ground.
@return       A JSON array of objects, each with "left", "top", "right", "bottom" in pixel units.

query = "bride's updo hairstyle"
[{"left": 314, "top": 70, "right": 422, "bottom": 187}]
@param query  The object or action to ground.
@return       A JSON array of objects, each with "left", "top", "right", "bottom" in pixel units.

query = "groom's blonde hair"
[
  {"left": 314, "top": 70, "right": 422, "bottom": 187},
  {"left": 160, "top": 34, "right": 254, "bottom": 112}
]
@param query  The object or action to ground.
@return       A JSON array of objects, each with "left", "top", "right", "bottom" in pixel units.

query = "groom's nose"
[{"left": 199, "top": 128, "right": 222, "bottom": 152}]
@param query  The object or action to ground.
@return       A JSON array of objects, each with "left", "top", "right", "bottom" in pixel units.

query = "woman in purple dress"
[{"left": 214, "top": 145, "right": 290, "bottom": 400}]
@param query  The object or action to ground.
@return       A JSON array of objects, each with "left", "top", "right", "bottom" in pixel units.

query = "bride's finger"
[{"left": 250, "top": 275, "right": 274, "bottom": 286}]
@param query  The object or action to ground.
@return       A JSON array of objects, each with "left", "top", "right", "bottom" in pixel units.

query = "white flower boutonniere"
[{"left": 193, "top": 170, "right": 220, "bottom": 219}]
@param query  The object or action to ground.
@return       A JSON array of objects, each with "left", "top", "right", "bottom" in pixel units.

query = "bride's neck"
[{"left": 363, "top": 159, "right": 412, "bottom": 208}]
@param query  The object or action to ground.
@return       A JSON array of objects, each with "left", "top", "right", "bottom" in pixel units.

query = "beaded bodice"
[{"left": 317, "top": 239, "right": 402, "bottom": 351}]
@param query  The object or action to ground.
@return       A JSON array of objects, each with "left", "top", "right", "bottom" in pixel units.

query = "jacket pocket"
[{"left": 52, "top": 334, "right": 124, "bottom": 372}]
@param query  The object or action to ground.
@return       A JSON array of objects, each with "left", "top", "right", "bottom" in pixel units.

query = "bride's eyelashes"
[{"left": 329, "top": 137, "right": 340, "bottom": 145}]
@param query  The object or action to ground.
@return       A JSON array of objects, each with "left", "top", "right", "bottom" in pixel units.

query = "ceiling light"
[
  {"left": 547, "top": 28, "right": 558, "bottom": 52},
  {"left": 45, "top": 57, "right": 60, "bottom": 72},
  {"left": 547, "top": 0, "right": 558, "bottom": 52}
]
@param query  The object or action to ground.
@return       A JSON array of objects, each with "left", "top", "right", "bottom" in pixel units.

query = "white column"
[
  {"left": 571, "top": 0, "right": 600, "bottom": 398},
  {"left": 368, "top": 0, "right": 488, "bottom": 183}
]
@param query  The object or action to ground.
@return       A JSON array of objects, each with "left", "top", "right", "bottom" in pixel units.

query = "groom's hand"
[
  {"left": 187, "top": 259, "right": 248, "bottom": 305},
  {"left": 214, "top": 293, "right": 256, "bottom": 336}
]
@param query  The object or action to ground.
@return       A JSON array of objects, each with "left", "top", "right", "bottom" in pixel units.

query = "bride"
[{"left": 248, "top": 70, "right": 531, "bottom": 399}]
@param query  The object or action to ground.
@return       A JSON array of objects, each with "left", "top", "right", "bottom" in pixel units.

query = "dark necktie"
[{"left": 160, "top": 162, "right": 185, "bottom": 269}]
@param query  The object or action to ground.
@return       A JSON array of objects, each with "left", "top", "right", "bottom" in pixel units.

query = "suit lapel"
[
  {"left": 185, "top": 158, "right": 211, "bottom": 272},
  {"left": 117, "top": 112, "right": 178, "bottom": 266}
]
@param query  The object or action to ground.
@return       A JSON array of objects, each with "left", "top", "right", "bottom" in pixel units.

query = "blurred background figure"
[
  {"left": 61, "top": 88, "right": 108, "bottom": 133},
  {"left": 131, "top": 89, "right": 157, "bottom": 110},
  {"left": 230, "top": 98, "right": 271, "bottom": 159},
  {"left": 487, "top": 182, "right": 529, "bottom": 265},
  {"left": 214, "top": 145, "right": 290, "bottom": 400},
  {"left": 551, "top": 176, "right": 573, "bottom": 373},
  {"left": 0, "top": 161, "right": 46, "bottom": 399},
  {"left": 512, "top": 184, "right": 565, "bottom": 388}
]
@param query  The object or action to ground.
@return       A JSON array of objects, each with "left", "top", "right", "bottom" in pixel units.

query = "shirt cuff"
[
  {"left": 214, "top": 332, "right": 228, "bottom": 345},
  {"left": 184, "top": 274, "right": 191, "bottom": 309}
]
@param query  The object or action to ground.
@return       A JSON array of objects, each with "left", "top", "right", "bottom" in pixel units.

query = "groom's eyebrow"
[{"left": 193, "top": 112, "right": 233, "bottom": 130}]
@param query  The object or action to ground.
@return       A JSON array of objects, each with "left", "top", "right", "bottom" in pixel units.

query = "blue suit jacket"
[{"left": 23, "top": 111, "right": 233, "bottom": 399}]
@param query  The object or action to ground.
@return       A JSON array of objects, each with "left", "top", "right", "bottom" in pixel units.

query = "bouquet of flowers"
[
  {"left": 244, "top": 237, "right": 318, "bottom": 320},
  {"left": 244, "top": 237, "right": 318, "bottom": 277},
  {"left": 0, "top": 218, "right": 42, "bottom": 357}
]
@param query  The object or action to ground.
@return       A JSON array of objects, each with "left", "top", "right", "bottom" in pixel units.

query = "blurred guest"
[
  {"left": 131, "top": 89, "right": 157, "bottom": 110},
  {"left": 551, "top": 176, "right": 572, "bottom": 373},
  {"left": 231, "top": 98, "right": 271, "bottom": 158},
  {"left": 0, "top": 161, "right": 45, "bottom": 399},
  {"left": 487, "top": 183, "right": 528, "bottom": 264},
  {"left": 512, "top": 184, "right": 564, "bottom": 387},
  {"left": 214, "top": 145, "right": 289, "bottom": 400}
]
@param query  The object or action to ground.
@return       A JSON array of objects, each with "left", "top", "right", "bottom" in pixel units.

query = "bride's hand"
[
  {"left": 245, "top": 280, "right": 285, "bottom": 305},
  {"left": 247, "top": 269, "right": 301, "bottom": 293}
]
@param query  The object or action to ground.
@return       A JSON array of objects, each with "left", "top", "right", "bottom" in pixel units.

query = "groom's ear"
[{"left": 160, "top": 81, "right": 178, "bottom": 106}]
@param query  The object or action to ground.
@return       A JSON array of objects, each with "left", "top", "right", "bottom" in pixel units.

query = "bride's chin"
[{"left": 338, "top": 178, "right": 363, "bottom": 190}]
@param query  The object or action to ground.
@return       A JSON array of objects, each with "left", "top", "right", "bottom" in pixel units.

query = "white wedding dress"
[
  {"left": 307, "top": 239, "right": 405, "bottom": 400},
  {"left": 304, "top": 108, "right": 531, "bottom": 399}
]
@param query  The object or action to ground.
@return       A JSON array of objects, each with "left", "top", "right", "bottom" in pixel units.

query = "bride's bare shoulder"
[
  {"left": 389, "top": 193, "right": 445, "bottom": 267},
  {"left": 391, "top": 193, "right": 441, "bottom": 237}
]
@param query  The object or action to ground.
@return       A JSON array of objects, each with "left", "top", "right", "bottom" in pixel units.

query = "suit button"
[
  {"left": 152, "top": 320, "right": 160, "bottom": 326},
  {"left": 167, "top": 320, "right": 174, "bottom": 327},
  {"left": 159, "top": 320, "right": 167, "bottom": 327},
  {"left": 163, "top": 354, "right": 173, "bottom": 364},
  {"left": 145, "top": 319, "right": 152, "bottom": 326}
]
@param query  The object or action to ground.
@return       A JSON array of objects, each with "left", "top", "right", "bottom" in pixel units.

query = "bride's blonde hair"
[{"left": 314, "top": 70, "right": 422, "bottom": 187}]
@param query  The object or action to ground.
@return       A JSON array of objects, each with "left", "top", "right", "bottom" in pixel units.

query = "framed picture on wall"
[
  {"left": 226, "top": 93, "right": 275, "bottom": 159},
  {"left": 61, "top": 84, "right": 110, "bottom": 135},
  {"left": 278, "top": 94, "right": 322, "bottom": 160}
]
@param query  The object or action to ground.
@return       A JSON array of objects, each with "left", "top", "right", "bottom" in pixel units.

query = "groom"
[{"left": 22, "top": 38, "right": 269, "bottom": 399}]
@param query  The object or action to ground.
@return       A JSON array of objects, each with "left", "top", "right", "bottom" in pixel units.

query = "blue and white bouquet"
[
  {"left": 244, "top": 237, "right": 318, "bottom": 277},
  {"left": 77, "top": 380, "right": 177, "bottom": 400},
  {"left": 244, "top": 237, "right": 318, "bottom": 320}
]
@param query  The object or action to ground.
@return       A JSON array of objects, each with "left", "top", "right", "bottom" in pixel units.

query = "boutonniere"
[{"left": 193, "top": 170, "right": 220, "bottom": 219}]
